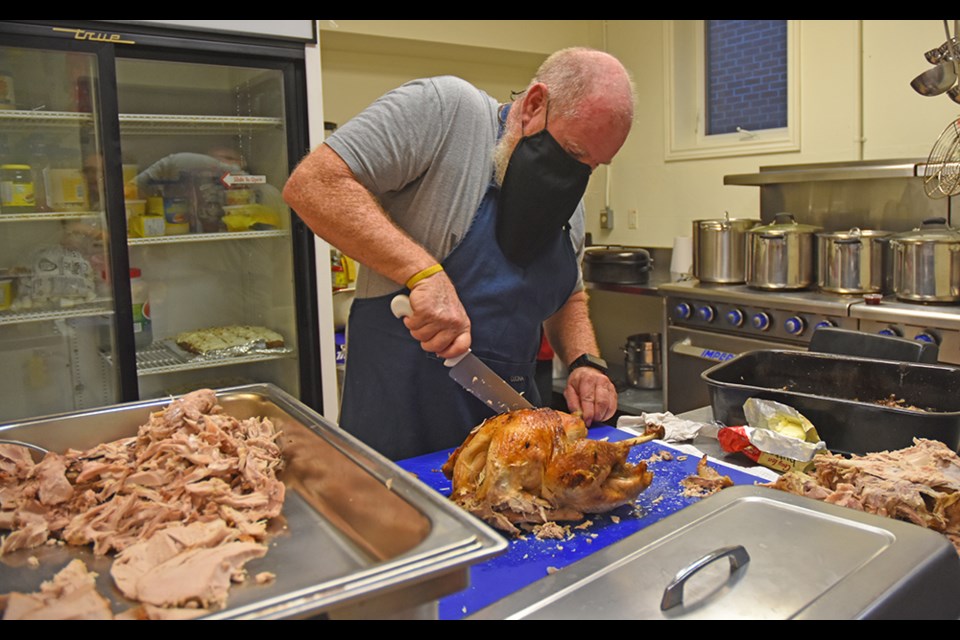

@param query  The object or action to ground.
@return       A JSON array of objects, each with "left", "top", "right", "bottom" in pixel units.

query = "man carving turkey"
[{"left": 283, "top": 47, "right": 635, "bottom": 460}]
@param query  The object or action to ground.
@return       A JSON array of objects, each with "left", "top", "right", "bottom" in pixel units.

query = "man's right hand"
[{"left": 403, "top": 272, "right": 472, "bottom": 360}]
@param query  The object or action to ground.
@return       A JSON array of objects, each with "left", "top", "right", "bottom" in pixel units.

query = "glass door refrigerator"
[{"left": 0, "top": 20, "right": 325, "bottom": 424}]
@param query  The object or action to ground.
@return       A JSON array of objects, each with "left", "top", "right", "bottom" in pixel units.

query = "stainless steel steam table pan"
[{"left": 0, "top": 383, "right": 507, "bottom": 619}]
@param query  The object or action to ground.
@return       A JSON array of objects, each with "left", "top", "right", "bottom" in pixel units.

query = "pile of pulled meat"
[
  {"left": 766, "top": 438, "right": 960, "bottom": 554},
  {"left": 0, "top": 389, "right": 285, "bottom": 619}
]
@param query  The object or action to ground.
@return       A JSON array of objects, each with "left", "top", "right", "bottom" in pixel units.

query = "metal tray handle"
[{"left": 660, "top": 545, "right": 750, "bottom": 611}]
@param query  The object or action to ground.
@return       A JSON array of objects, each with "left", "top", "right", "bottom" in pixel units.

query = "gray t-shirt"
[{"left": 325, "top": 75, "right": 584, "bottom": 299}]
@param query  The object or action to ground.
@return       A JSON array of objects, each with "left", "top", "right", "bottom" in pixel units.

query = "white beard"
[{"left": 492, "top": 124, "right": 521, "bottom": 187}]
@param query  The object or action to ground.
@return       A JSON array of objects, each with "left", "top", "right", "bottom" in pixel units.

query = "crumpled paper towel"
[
  {"left": 616, "top": 411, "right": 782, "bottom": 482},
  {"left": 616, "top": 411, "right": 712, "bottom": 443}
]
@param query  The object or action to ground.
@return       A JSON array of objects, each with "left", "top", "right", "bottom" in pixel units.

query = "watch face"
[
  {"left": 571, "top": 354, "right": 607, "bottom": 373},
  {"left": 586, "top": 354, "right": 607, "bottom": 369}
]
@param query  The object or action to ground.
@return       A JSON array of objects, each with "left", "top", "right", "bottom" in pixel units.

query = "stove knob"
[
  {"left": 696, "top": 305, "right": 716, "bottom": 323},
  {"left": 784, "top": 316, "right": 806, "bottom": 335},
  {"left": 674, "top": 302, "right": 693, "bottom": 320},
  {"left": 878, "top": 327, "right": 901, "bottom": 338},
  {"left": 726, "top": 309, "right": 745, "bottom": 327},
  {"left": 914, "top": 331, "right": 940, "bottom": 345},
  {"left": 815, "top": 320, "right": 836, "bottom": 330},
  {"left": 751, "top": 312, "right": 772, "bottom": 331}
]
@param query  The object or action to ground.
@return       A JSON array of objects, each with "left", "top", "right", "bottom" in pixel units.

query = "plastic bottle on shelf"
[
  {"left": 44, "top": 144, "right": 89, "bottom": 212},
  {"left": 27, "top": 136, "right": 50, "bottom": 212},
  {"left": 130, "top": 268, "right": 153, "bottom": 350},
  {"left": 0, "top": 67, "right": 15, "bottom": 111},
  {"left": 331, "top": 249, "right": 348, "bottom": 290},
  {"left": 0, "top": 163, "right": 35, "bottom": 213}
]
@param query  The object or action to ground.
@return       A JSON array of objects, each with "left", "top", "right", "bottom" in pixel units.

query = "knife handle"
[
  {"left": 390, "top": 294, "right": 469, "bottom": 368},
  {"left": 390, "top": 294, "right": 413, "bottom": 319}
]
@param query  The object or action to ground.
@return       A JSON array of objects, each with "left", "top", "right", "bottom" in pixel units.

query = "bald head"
[
  {"left": 530, "top": 47, "right": 635, "bottom": 131},
  {"left": 493, "top": 47, "right": 635, "bottom": 185}
]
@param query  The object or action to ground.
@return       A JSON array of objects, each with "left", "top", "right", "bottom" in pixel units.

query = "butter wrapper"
[
  {"left": 743, "top": 398, "right": 821, "bottom": 444},
  {"left": 717, "top": 426, "right": 826, "bottom": 473},
  {"left": 716, "top": 399, "right": 828, "bottom": 473}
]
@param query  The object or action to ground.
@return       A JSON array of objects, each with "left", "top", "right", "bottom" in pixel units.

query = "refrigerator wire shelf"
[
  {"left": 136, "top": 342, "right": 183, "bottom": 369},
  {"left": 102, "top": 340, "right": 293, "bottom": 377}
]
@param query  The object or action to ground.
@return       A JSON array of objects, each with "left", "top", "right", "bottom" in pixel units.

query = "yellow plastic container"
[
  {"left": 128, "top": 214, "right": 165, "bottom": 238},
  {"left": 0, "top": 279, "right": 13, "bottom": 310},
  {"left": 122, "top": 164, "right": 139, "bottom": 200},
  {"left": 221, "top": 204, "right": 281, "bottom": 232},
  {"left": 165, "top": 221, "right": 190, "bottom": 235},
  {"left": 125, "top": 199, "right": 146, "bottom": 219}
]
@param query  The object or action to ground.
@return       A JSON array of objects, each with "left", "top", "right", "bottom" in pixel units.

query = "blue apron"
[{"left": 340, "top": 133, "right": 579, "bottom": 459}]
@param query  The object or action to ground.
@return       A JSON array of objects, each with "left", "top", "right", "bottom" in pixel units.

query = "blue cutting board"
[{"left": 397, "top": 426, "right": 770, "bottom": 620}]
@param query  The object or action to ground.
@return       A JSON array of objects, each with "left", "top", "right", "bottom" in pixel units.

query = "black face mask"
[{"left": 496, "top": 123, "right": 591, "bottom": 268}]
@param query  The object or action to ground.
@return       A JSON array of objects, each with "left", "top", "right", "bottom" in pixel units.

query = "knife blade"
[{"left": 390, "top": 295, "right": 534, "bottom": 412}]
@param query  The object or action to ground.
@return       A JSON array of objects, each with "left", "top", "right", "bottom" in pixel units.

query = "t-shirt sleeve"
[{"left": 324, "top": 78, "right": 445, "bottom": 197}]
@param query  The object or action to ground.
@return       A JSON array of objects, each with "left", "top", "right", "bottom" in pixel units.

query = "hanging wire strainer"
[{"left": 923, "top": 116, "right": 960, "bottom": 198}]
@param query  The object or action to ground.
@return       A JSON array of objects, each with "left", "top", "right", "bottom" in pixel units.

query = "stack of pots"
[
  {"left": 692, "top": 214, "right": 760, "bottom": 284},
  {"left": 889, "top": 217, "right": 960, "bottom": 302},
  {"left": 746, "top": 212, "right": 822, "bottom": 290},
  {"left": 816, "top": 227, "right": 892, "bottom": 295}
]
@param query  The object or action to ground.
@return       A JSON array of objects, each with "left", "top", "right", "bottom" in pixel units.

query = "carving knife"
[{"left": 390, "top": 295, "right": 534, "bottom": 412}]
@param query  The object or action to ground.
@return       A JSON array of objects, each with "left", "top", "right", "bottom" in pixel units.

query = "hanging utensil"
[
  {"left": 910, "top": 60, "right": 957, "bottom": 96},
  {"left": 910, "top": 20, "right": 960, "bottom": 97},
  {"left": 921, "top": 117, "right": 960, "bottom": 198}
]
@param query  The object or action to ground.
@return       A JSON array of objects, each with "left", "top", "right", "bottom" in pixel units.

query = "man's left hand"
[{"left": 563, "top": 366, "right": 617, "bottom": 426}]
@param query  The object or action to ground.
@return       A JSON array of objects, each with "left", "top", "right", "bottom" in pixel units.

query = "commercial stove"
[
  {"left": 660, "top": 158, "right": 960, "bottom": 414},
  {"left": 660, "top": 279, "right": 960, "bottom": 414}
]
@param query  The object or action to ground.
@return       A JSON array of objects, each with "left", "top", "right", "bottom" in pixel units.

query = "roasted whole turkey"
[{"left": 441, "top": 408, "right": 662, "bottom": 535}]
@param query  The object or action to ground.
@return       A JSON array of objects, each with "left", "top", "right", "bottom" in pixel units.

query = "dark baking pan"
[
  {"left": 583, "top": 246, "right": 652, "bottom": 284},
  {"left": 702, "top": 349, "right": 960, "bottom": 456}
]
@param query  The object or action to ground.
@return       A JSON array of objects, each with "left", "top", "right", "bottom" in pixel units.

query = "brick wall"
[{"left": 706, "top": 20, "right": 788, "bottom": 135}]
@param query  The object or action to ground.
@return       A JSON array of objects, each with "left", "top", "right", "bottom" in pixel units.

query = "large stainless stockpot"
[
  {"left": 816, "top": 228, "right": 892, "bottom": 294},
  {"left": 890, "top": 217, "right": 960, "bottom": 302},
  {"left": 746, "top": 212, "right": 822, "bottom": 290},
  {"left": 692, "top": 215, "right": 760, "bottom": 284}
]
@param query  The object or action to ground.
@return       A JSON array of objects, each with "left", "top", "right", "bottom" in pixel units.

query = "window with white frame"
[{"left": 664, "top": 19, "right": 800, "bottom": 160}]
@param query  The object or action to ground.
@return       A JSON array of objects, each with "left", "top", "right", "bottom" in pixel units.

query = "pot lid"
[
  {"left": 584, "top": 246, "right": 651, "bottom": 264},
  {"left": 469, "top": 485, "right": 960, "bottom": 620},
  {"left": 816, "top": 227, "right": 892, "bottom": 242},
  {"left": 891, "top": 217, "right": 960, "bottom": 244},
  {"left": 750, "top": 212, "right": 822, "bottom": 236},
  {"left": 693, "top": 214, "right": 760, "bottom": 230}
]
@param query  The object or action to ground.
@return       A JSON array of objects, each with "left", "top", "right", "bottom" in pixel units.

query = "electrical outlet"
[
  {"left": 628, "top": 209, "right": 638, "bottom": 229},
  {"left": 599, "top": 206, "right": 614, "bottom": 230}
]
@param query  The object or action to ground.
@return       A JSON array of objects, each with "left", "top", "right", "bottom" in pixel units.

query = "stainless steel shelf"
[
  {"left": 119, "top": 113, "right": 284, "bottom": 134},
  {"left": 0, "top": 109, "right": 94, "bottom": 129},
  {"left": 0, "top": 302, "right": 113, "bottom": 327},
  {"left": 102, "top": 340, "right": 295, "bottom": 377},
  {"left": 128, "top": 229, "right": 289, "bottom": 246},
  {"left": 724, "top": 159, "right": 924, "bottom": 186},
  {"left": 0, "top": 211, "right": 102, "bottom": 223}
]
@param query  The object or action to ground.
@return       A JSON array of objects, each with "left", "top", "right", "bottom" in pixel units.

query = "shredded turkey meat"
[
  {"left": 0, "top": 389, "right": 285, "bottom": 619},
  {"left": 442, "top": 408, "right": 663, "bottom": 535},
  {"left": 766, "top": 438, "right": 960, "bottom": 554},
  {"left": 1, "top": 559, "right": 113, "bottom": 620},
  {"left": 680, "top": 455, "right": 734, "bottom": 499}
]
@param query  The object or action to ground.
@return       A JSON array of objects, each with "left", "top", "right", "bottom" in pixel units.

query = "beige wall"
[
  {"left": 314, "top": 19, "right": 960, "bottom": 370},
  {"left": 318, "top": 19, "right": 959, "bottom": 250},
  {"left": 318, "top": 20, "right": 615, "bottom": 228}
]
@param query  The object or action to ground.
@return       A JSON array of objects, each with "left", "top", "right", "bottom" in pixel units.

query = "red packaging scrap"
[{"left": 717, "top": 399, "right": 829, "bottom": 474}]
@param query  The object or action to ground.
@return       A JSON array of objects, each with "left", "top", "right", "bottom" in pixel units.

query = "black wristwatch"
[{"left": 568, "top": 353, "right": 608, "bottom": 375}]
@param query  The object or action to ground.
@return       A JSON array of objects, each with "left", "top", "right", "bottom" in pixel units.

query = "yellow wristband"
[{"left": 406, "top": 264, "right": 444, "bottom": 290}]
